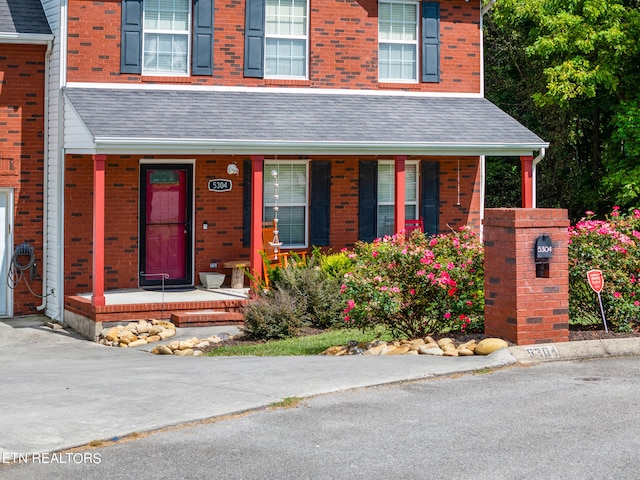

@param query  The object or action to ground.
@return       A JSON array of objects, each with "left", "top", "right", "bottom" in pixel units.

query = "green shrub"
[
  {"left": 244, "top": 252, "right": 346, "bottom": 340},
  {"left": 242, "top": 289, "right": 309, "bottom": 340},
  {"left": 271, "top": 253, "right": 344, "bottom": 329},
  {"left": 568, "top": 207, "right": 640, "bottom": 332},
  {"left": 341, "top": 227, "right": 484, "bottom": 339},
  {"left": 318, "top": 250, "right": 355, "bottom": 280},
  {"left": 258, "top": 250, "right": 308, "bottom": 288}
]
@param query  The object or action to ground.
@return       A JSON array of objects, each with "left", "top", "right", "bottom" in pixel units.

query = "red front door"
[{"left": 140, "top": 165, "right": 193, "bottom": 286}]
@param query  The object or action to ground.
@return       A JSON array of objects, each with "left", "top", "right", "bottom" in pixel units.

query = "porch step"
[{"left": 170, "top": 310, "right": 245, "bottom": 328}]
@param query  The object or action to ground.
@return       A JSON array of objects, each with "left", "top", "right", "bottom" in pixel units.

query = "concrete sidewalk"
[{"left": 0, "top": 316, "right": 638, "bottom": 457}]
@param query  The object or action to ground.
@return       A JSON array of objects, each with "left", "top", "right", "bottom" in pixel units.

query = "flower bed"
[{"left": 569, "top": 207, "right": 640, "bottom": 332}]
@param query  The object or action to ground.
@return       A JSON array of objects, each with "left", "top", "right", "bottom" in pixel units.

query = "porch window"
[
  {"left": 143, "top": 0, "right": 191, "bottom": 75},
  {"left": 377, "top": 161, "right": 419, "bottom": 237},
  {"left": 265, "top": 0, "right": 308, "bottom": 78},
  {"left": 264, "top": 162, "right": 308, "bottom": 247}
]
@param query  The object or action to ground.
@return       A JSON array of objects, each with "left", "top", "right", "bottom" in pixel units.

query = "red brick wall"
[
  {"left": 483, "top": 208, "right": 570, "bottom": 345},
  {"left": 64, "top": 154, "right": 480, "bottom": 293},
  {"left": 66, "top": 0, "right": 481, "bottom": 93},
  {"left": 0, "top": 44, "right": 47, "bottom": 315}
]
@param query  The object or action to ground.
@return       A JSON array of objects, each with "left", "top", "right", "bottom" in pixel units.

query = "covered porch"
[{"left": 61, "top": 86, "right": 548, "bottom": 339}]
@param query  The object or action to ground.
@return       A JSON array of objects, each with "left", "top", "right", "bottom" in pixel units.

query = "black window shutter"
[
  {"left": 358, "top": 161, "right": 378, "bottom": 242},
  {"left": 243, "top": 160, "right": 252, "bottom": 247},
  {"left": 192, "top": 0, "right": 214, "bottom": 75},
  {"left": 121, "top": 0, "right": 143, "bottom": 74},
  {"left": 244, "top": 0, "right": 265, "bottom": 77},
  {"left": 421, "top": 160, "right": 439, "bottom": 235},
  {"left": 421, "top": 2, "right": 440, "bottom": 83},
  {"left": 310, "top": 161, "right": 331, "bottom": 246}
]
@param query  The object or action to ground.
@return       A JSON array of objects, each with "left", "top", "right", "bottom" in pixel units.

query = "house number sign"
[
  {"left": 208, "top": 179, "right": 232, "bottom": 192},
  {"left": 534, "top": 234, "right": 553, "bottom": 260}
]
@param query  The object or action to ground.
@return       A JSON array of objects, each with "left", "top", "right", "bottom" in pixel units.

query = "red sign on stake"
[
  {"left": 587, "top": 269, "right": 608, "bottom": 333},
  {"left": 587, "top": 269, "right": 604, "bottom": 293}
]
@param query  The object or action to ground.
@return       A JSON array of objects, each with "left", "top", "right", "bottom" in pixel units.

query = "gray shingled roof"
[
  {"left": 0, "top": 0, "right": 51, "bottom": 35},
  {"left": 64, "top": 87, "right": 548, "bottom": 156}
]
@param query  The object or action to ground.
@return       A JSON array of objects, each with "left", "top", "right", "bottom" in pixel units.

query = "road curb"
[{"left": 508, "top": 337, "right": 640, "bottom": 364}]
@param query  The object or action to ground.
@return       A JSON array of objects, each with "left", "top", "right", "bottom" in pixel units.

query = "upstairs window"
[
  {"left": 379, "top": 1, "right": 418, "bottom": 82},
  {"left": 244, "top": 0, "right": 309, "bottom": 79},
  {"left": 143, "top": 0, "right": 191, "bottom": 75},
  {"left": 121, "top": 0, "right": 213, "bottom": 76},
  {"left": 265, "top": 0, "right": 308, "bottom": 78},
  {"left": 378, "top": 1, "right": 440, "bottom": 83}
]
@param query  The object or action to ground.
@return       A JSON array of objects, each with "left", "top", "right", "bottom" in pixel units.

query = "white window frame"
[
  {"left": 264, "top": 0, "right": 309, "bottom": 79},
  {"left": 378, "top": 0, "right": 419, "bottom": 83},
  {"left": 377, "top": 160, "right": 419, "bottom": 237},
  {"left": 142, "top": 0, "right": 192, "bottom": 76},
  {"left": 264, "top": 160, "right": 309, "bottom": 248}
]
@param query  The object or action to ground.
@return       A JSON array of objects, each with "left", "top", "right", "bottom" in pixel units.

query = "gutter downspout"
[
  {"left": 54, "top": 0, "right": 69, "bottom": 322},
  {"left": 531, "top": 148, "right": 546, "bottom": 209},
  {"left": 37, "top": 38, "right": 54, "bottom": 312},
  {"left": 479, "top": 0, "right": 488, "bottom": 237},
  {"left": 479, "top": 155, "right": 485, "bottom": 241}
]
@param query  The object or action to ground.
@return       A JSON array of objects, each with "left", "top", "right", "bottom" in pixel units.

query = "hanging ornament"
[{"left": 270, "top": 169, "right": 283, "bottom": 256}]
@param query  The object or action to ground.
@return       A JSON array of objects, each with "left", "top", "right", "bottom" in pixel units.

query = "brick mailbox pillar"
[{"left": 483, "top": 208, "right": 570, "bottom": 345}]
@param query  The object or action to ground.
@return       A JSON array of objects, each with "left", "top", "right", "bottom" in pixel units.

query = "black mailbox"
[
  {"left": 535, "top": 235, "right": 553, "bottom": 260},
  {"left": 534, "top": 235, "right": 552, "bottom": 278}
]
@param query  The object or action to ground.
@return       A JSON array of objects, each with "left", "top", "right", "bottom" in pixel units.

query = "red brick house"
[
  {"left": 3, "top": 0, "right": 548, "bottom": 334},
  {"left": 0, "top": 0, "right": 53, "bottom": 317}
]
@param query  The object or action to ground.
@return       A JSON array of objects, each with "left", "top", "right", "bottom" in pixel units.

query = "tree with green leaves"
[{"left": 484, "top": 0, "right": 640, "bottom": 219}]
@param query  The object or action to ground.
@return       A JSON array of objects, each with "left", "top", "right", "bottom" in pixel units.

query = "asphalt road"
[{"left": 2, "top": 357, "right": 640, "bottom": 480}]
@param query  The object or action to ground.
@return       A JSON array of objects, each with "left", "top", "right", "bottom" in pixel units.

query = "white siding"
[
  {"left": 63, "top": 97, "right": 98, "bottom": 151},
  {"left": 41, "top": 0, "right": 63, "bottom": 320}
]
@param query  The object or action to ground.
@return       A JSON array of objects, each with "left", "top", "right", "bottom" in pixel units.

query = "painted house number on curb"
[
  {"left": 525, "top": 345, "right": 560, "bottom": 359},
  {"left": 208, "top": 179, "right": 232, "bottom": 192}
]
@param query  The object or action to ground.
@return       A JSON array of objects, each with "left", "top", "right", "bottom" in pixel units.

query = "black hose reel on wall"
[{"left": 8, "top": 241, "right": 51, "bottom": 299}]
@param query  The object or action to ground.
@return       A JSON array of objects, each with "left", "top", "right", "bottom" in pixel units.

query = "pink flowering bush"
[
  {"left": 340, "top": 227, "right": 484, "bottom": 338},
  {"left": 568, "top": 207, "right": 640, "bottom": 332}
]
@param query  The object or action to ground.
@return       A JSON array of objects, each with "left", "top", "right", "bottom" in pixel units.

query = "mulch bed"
[{"left": 568, "top": 325, "right": 640, "bottom": 342}]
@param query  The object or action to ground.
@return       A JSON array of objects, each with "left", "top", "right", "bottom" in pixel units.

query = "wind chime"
[{"left": 269, "top": 168, "right": 283, "bottom": 258}]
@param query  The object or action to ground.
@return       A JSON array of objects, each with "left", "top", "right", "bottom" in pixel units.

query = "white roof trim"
[
  {"left": 0, "top": 33, "right": 53, "bottom": 44},
  {"left": 68, "top": 137, "right": 544, "bottom": 157},
  {"left": 65, "top": 81, "right": 484, "bottom": 99}
]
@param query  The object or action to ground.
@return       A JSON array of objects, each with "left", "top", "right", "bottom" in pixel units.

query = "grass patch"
[
  {"left": 207, "top": 327, "right": 393, "bottom": 357},
  {"left": 269, "top": 397, "right": 304, "bottom": 409}
]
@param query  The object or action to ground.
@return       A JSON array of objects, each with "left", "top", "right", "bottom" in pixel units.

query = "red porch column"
[
  {"left": 394, "top": 155, "right": 406, "bottom": 234},
  {"left": 250, "top": 156, "right": 264, "bottom": 283},
  {"left": 92, "top": 154, "right": 106, "bottom": 307},
  {"left": 521, "top": 155, "right": 534, "bottom": 208}
]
